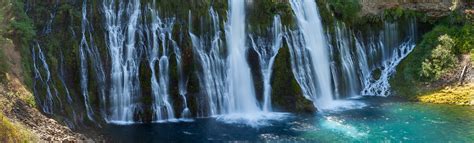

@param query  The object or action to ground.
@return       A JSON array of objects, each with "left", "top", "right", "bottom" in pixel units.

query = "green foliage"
[
  {"left": 454, "top": 24, "right": 474, "bottom": 53},
  {"left": 7, "top": 0, "right": 35, "bottom": 89},
  {"left": 420, "top": 35, "right": 458, "bottom": 80},
  {"left": 392, "top": 10, "right": 473, "bottom": 97},
  {"left": 10, "top": 0, "right": 35, "bottom": 44},
  {"left": 383, "top": 7, "right": 428, "bottom": 22},
  {"left": 327, "top": 0, "right": 361, "bottom": 24},
  {"left": 399, "top": 22, "right": 472, "bottom": 81}
]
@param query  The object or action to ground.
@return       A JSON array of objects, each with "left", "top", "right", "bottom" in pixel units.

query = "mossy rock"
[{"left": 271, "top": 46, "right": 315, "bottom": 113}]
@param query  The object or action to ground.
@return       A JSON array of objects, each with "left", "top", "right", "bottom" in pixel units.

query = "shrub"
[
  {"left": 455, "top": 24, "right": 474, "bottom": 54},
  {"left": 420, "top": 34, "right": 458, "bottom": 80}
]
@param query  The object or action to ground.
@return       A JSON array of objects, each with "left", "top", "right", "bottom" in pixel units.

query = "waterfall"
[
  {"left": 86, "top": 26, "right": 107, "bottom": 119},
  {"left": 103, "top": 0, "right": 142, "bottom": 124},
  {"left": 190, "top": 8, "right": 229, "bottom": 116},
  {"left": 288, "top": 0, "right": 334, "bottom": 110},
  {"left": 31, "top": 42, "right": 61, "bottom": 114},
  {"left": 42, "top": 0, "right": 59, "bottom": 35},
  {"left": 58, "top": 49, "right": 78, "bottom": 128},
  {"left": 143, "top": 5, "right": 176, "bottom": 122},
  {"left": 174, "top": 41, "right": 191, "bottom": 120},
  {"left": 359, "top": 20, "right": 417, "bottom": 96},
  {"left": 329, "top": 19, "right": 417, "bottom": 97},
  {"left": 79, "top": 0, "right": 95, "bottom": 120},
  {"left": 28, "top": 0, "right": 422, "bottom": 126},
  {"left": 225, "top": 0, "right": 260, "bottom": 113},
  {"left": 175, "top": 12, "right": 190, "bottom": 119},
  {"left": 333, "top": 22, "right": 360, "bottom": 97},
  {"left": 249, "top": 15, "right": 283, "bottom": 112},
  {"left": 58, "top": 50, "right": 73, "bottom": 105},
  {"left": 78, "top": 0, "right": 108, "bottom": 121}
]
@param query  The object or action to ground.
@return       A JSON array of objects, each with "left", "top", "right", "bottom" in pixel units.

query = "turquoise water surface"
[{"left": 104, "top": 98, "right": 474, "bottom": 142}]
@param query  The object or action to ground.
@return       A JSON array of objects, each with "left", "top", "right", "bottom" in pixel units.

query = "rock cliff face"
[
  {"left": 360, "top": 0, "right": 457, "bottom": 17},
  {"left": 0, "top": 38, "right": 91, "bottom": 141}
]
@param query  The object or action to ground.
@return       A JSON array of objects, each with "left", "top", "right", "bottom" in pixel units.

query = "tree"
[{"left": 421, "top": 34, "right": 458, "bottom": 80}]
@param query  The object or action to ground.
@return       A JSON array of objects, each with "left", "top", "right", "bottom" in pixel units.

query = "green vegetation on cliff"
[
  {"left": 392, "top": 10, "right": 474, "bottom": 99},
  {"left": 326, "top": 0, "right": 361, "bottom": 25},
  {"left": 6, "top": 0, "right": 36, "bottom": 88},
  {"left": 0, "top": 6, "right": 33, "bottom": 141}
]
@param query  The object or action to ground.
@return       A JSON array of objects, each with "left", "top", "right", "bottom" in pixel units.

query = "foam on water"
[
  {"left": 320, "top": 116, "right": 368, "bottom": 139},
  {"left": 318, "top": 100, "right": 367, "bottom": 112},
  {"left": 216, "top": 112, "right": 290, "bottom": 128}
]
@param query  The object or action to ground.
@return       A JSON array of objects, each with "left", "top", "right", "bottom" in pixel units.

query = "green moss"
[{"left": 272, "top": 46, "right": 315, "bottom": 113}]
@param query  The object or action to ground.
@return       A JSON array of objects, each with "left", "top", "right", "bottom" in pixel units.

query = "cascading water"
[
  {"left": 225, "top": 0, "right": 260, "bottom": 113},
  {"left": 286, "top": 0, "right": 417, "bottom": 111},
  {"left": 191, "top": 6, "right": 286, "bottom": 126},
  {"left": 103, "top": 0, "right": 142, "bottom": 124},
  {"left": 285, "top": 29, "right": 318, "bottom": 103},
  {"left": 143, "top": 5, "right": 176, "bottom": 122},
  {"left": 31, "top": 42, "right": 61, "bottom": 114},
  {"left": 58, "top": 49, "right": 79, "bottom": 128},
  {"left": 174, "top": 41, "right": 191, "bottom": 120},
  {"left": 79, "top": 0, "right": 95, "bottom": 120},
  {"left": 42, "top": 0, "right": 59, "bottom": 35},
  {"left": 78, "top": 0, "right": 108, "bottom": 121},
  {"left": 249, "top": 15, "right": 283, "bottom": 112},
  {"left": 288, "top": 0, "right": 335, "bottom": 110},
  {"left": 358, "top": 20, "right": 417, "bottom": 96},
  {"left": 58, "top": 50, "right": 73, "bottom": 106},
  {"left": 333, "top": 22, "right": 360, "bottom": 97},
  {"left": 190, "top": 8, "right": 229, "bottom": 116},
  {"left": 326, "top": 19, "right": 417, "bottom": 98},
  {"left": 174, "top": 13, "right": 190, "bottom": 119},
  {"left": 86, "top": 29, "right": 107, "bottom": 119},
  {"left": 29, "top": 0, "right": 422, "bottom": 127}
]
